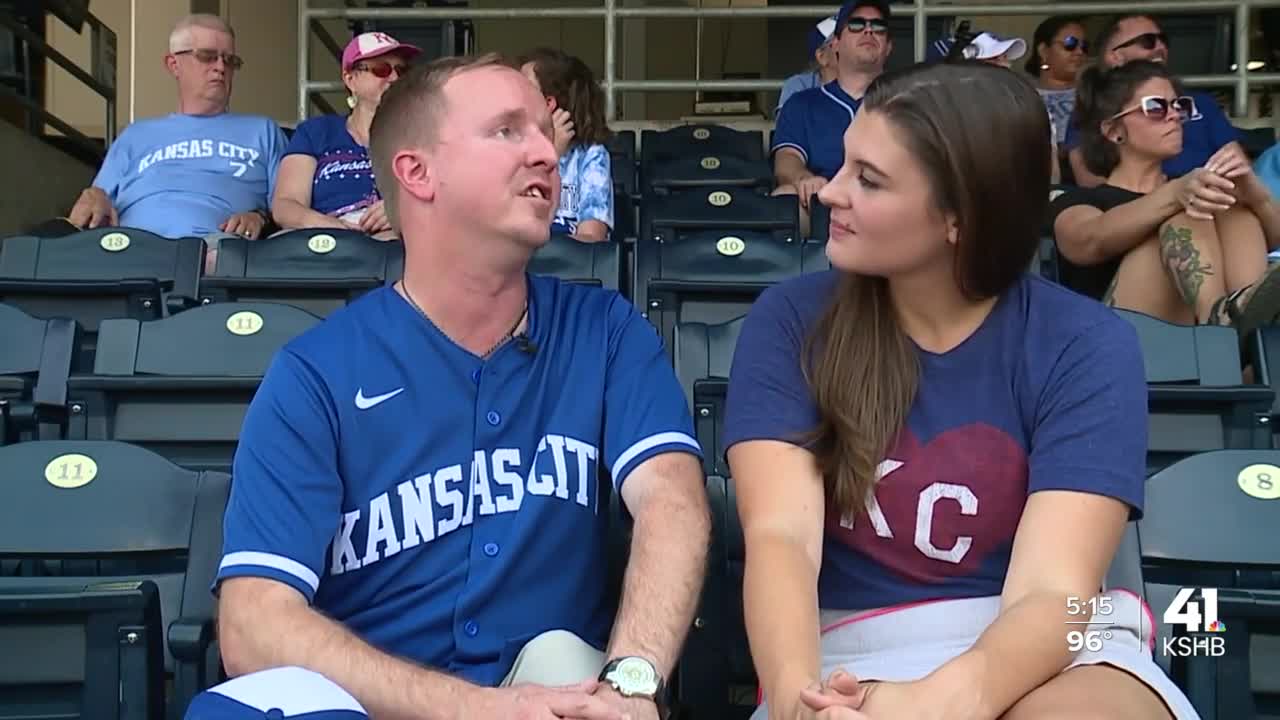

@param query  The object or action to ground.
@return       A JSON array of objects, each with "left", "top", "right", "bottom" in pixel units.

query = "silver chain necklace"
[{"left": 400, "top": 282, "right": 528, "bottom": 359}]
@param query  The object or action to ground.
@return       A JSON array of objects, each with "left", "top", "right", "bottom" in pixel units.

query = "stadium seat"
[
  {"left": 1115, "top": 309, "right": 1273, "bottom": 474},
  {"left": 635, "top": 187, "right": 810, "bottom": 353},
  {"left": 0, "top": 229, "right": 204, "bottom": 362},
  {"left": 1138, "top": 449, "right": 1280, "bottom": 719},
  {"left": 0, "top": 440, "right": 229, "bottom": 720},
  {"left": 528, "top": 235, "right": 624, "bottom": 292},
  {"left": 200, "top": 229, "right": 404, "bottom": 317},
  {"left": 673, "top": 316, "right": 744, "bottom": 478},
  {"left": 62, "top": 302, "right": 321, "bottom": 472},
  {"left": 640, "top": 125, "right": 768, "bottom": 196},
  {"left": 0, "top": 303, "right": 77, "bottom": 444},
  {"left": 608, "top": 130, "right": 638, "bottom": 240},
  {"left": 1245, "top": 325, "right": 1280, "bottom": 435}
]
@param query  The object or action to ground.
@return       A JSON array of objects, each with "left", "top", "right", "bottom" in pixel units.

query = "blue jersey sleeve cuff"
[
  {"left": 770, "top": 142, "right": 809, "bottom": 164},
  {"left": 611, "top": 431, "right": 702, "bottom": 491},
  {"left": 214, "top": 551, "right": 321, "bottom": 601}
]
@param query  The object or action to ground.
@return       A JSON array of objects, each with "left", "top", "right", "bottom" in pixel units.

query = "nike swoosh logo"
[{"left": 355, "top": 387, "right": 405, "bottom": 410}]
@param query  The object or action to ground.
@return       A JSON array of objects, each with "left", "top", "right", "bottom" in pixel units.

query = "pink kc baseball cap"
[{"left": 341, "top": 32, "right": 422, "bottom": 72}]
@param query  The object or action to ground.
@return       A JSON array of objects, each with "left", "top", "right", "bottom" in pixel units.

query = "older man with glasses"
[
  {"left": 63, "top": 13, "right": 286, "bottom": 257},
  {"left": 1066, "top": 13, "right": 1244, "bottom": 188}
]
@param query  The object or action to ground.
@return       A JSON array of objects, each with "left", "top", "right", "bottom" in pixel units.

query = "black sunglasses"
[
  {"left": 1059, "top": 35, "right": 1089, "bottom": 53},
  {"left": 844, "top": 17, "right": 889, "bottom": 34},
  {"left": 355, "top": 61, "right": 408, "bottom": 79},
  {"left": 173, "top": 48, "right": 244, "bottom": 70},
  {"left": 1112, "top": 32, "right": 1170, "bottom": 53}
]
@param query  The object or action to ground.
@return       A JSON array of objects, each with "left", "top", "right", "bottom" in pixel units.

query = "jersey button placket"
[{"left": 463, "top": 620, "right": 479, "bottom": 637}]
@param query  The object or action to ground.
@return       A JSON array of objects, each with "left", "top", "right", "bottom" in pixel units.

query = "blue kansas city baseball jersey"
[{"left": 216, "top": 275, "right": 702, "bottom": 685}]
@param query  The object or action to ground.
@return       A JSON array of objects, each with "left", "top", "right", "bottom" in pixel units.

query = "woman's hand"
[
  {"left": 552, "top": 107, "right": 576, "bottom": 157},
  {"left": 1173, "top": 168, "right": 1238, "bottom": 220},
  {"left": 1206, "top": 143, "right": 1273, "bottom": 210}
]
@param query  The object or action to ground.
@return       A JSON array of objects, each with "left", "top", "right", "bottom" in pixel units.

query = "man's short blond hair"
[
  {"left": 169, "top": 14, "right": 235, "bottom": 53},
  {"left": 369, "top": 53, "right": 516, "bottom": 233}
]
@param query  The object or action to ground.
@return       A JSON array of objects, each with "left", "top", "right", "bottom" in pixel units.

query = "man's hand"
[
  {"left": 794, "top": 175, "right": 829, "bottom": 210},
  {"left": 579, "top": 684, "right": 660, "bottom": 720},
  {"left": 68, "top": 187, "right": 118, "bottom": 229},
  {"left": 358, "top": 200, "right": 393, "bottom": 235},
  {"left": 468, "top": 681, "right": 627, "bottom": 720},
  {"left": 221, "top": 211, "right": 266, "bottom": 239}
]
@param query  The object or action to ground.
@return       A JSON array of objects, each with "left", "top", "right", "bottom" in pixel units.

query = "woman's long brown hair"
[{"left": 804, "top": 61, "right": 1050, "bottom": 519}]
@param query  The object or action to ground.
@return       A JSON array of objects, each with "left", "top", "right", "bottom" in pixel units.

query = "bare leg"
[
  {"left": 1157, "top": 212, "right": 1227, "bottom": 323},
  {"left": 771, "top": 184, "right": 811, "bottom": 238},
  {"left": 1107, "top": 234, "right": 1195, "bottom": 325},
  {"left": 1216, "top": 204, "right": 1269, "bottom": 292}
]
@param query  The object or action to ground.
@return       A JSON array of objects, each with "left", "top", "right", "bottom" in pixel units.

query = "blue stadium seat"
[
  {"left": 528, "top": 235, "right": 624, "bottom": 292},
  {"left": 635, "top": 187, "right": 811, "bottom": 353},
  {"left": 0, "top": 440, "right": 229, "bottom": 720},
  {"left": 201, "top": 229, "right": 403, "bottom": 317},
  {"left": 62, "top": 302, "right": 321, "bottom": 472},
  {"left": 1245, "top": 325, "right": 1280, "bottom": 434},
  {"left": 1138, "top": 450, "right": 1280, "bottom": 719},
  {"left": 1116, "top": 309, "right": 1273, "bottom": 474},
  {"left": 0, "top": 229, "right": 204, "bottom": 362},
  {"left": 0, "top": 303, "right": 77, "bottom": 444},
  {"left": 640, "top": 125, "right": 768, "bottom": 196}
]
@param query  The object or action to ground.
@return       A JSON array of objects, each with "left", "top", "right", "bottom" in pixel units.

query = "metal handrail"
[
  {"left": 0, "top": 10, "right": 117, "bottom": 152},
  {"left": 298, "top": 0, "right": 1280, "bottom": 121}
]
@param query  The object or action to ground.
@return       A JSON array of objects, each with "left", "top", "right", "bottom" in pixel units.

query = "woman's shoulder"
[
  {"left": 746, "top": 270, "right": 841, "bottom": 332},
  {"left": 1051, "top": 183, "right": 1145, "bottom": 213},
  {"left": 1015, "top": 274, "right": 1142, "bottom": 359}
]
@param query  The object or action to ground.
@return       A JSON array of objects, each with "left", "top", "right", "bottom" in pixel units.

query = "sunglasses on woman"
[
  {"left": 355, "top": 62, "right": 408, "bottom": 79},
  {"left": 844, "top": 17, "right": 889, "bottom": 34},
  {"left": 1111, "top": 95, "right": 1198, "bottom": 122},
  {"left": 1112, "top": 32, "right": 1170, "bottom": 53},
  {"left": 1058, "top": 35, "right": 1088, "bottom": 53}
]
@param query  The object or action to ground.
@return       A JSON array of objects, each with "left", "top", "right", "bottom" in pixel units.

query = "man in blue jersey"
[
  {"left": 65, "top": 14, "right": 285, "bottom": 245},
  {"left": 771, "top": 0, "right": 892, "bottom": 235},
  {"left": 1066, "top": 13, "right": 1243, "bottom": 188},
  {"left": 187, "top": 53, "right": 709, "bottom": 720}
]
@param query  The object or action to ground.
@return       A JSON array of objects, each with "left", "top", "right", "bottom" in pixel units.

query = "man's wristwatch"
[{"left": 598, "top": 656, "right": 665, "bottom": 701}]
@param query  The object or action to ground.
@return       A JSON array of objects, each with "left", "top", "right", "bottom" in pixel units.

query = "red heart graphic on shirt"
[{"left": 825, "top": 423, "right": 1028, "bottom": 585}]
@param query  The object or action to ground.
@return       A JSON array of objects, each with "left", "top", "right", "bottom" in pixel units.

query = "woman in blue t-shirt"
[
  {"left": 518, "top": 48, "right": 614, "bottom": 243},
  {"left": 270, "top": 32, "right": 420, "bottom": 240},
  {"left": 725, "top": 62, "right": 1196, "bottom": 720}
]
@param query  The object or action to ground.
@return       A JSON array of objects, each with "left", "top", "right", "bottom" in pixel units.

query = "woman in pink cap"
[{"left": 270, "top": 32, "right": 420, "bottom": 239}]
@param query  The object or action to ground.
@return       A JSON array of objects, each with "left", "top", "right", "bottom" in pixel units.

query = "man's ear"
[
  {"left": 392, "top": 148, "right": 435, "bottom": 204},
  {"left": 164, "top": 53, "right": 180, "bottom": 78}
]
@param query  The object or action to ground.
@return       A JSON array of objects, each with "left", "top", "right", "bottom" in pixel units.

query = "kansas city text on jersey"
[{"left": 329, "top": 433, "right": 599, "bottom": 576}]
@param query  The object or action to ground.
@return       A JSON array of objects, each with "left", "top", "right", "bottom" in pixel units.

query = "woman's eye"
[{"left": 857, "top": 171, "right": 879, "bottom": 190}]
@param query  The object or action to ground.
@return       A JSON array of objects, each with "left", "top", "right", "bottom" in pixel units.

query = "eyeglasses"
[
  {"left": 355, "top": 62, "right": 409, "bottom": 79},
  {"left": 1112, "top": 32, "right": 1170, "bottom": 53},
  {"left": 1058, "top": 35, "right": 1089, "bottom": 53},
  {"left": 1111, "top": 94, "right": 1198, "bottom": 122},
  {"left": 173, "top": 49, "right": 243, "bottom": 70},
  {"left": 844, "top": 18, "right": 889, "bottom": 35}
]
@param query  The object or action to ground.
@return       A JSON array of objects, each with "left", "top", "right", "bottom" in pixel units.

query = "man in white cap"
[{"left": 777, "top": 16, "right": 838, "bottom": 113}]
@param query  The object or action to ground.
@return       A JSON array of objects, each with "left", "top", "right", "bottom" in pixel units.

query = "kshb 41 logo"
[{"left": 1161, "top": 588, "right": 1226, "bottom": 657}]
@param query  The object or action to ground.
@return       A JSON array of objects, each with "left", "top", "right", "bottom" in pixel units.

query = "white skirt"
[{"left": 751, "top": 592, "right": 1199, "bottom": 720}]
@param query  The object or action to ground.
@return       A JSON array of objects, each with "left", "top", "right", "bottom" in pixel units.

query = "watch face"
[{"left": 611, "top": 657, "right": 659, "bottom": 695}]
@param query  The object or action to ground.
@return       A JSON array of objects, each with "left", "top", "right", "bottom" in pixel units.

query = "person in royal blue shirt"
[
  {"left": 188, "top": 54, "right": 709, "bottom": 720},
  {"left": 1066, "top": 13, "right": 1242, "bottom": 188},
  {"left": 771, "top": 0, "right": 891, "bottom": 235},
  {"left": 270, "top": 32, "right": 421, "bottom": 240},
  {"left": 727, "top": 62, "right": 1197, "bottom": 720}
]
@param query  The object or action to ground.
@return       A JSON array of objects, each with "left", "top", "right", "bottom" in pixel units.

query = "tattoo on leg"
[{"left": 1159, "top": 224, "right": 1214, "bottom": 310}]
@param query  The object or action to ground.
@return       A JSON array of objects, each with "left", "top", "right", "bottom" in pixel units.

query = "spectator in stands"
[
  {"left": 1051, "top": 61, "right": 1280, "bottom": 332},
  {"left": 1067, "top": 13, "right": 1243, "bottom": 188},
  {"left": 270, "top": 32, "right": 421, "bottom": 240},
  {"left": 724, "top": 61, "right": 1198, "bottom": 720},
  {"left": 1026, "top": 16, "right": 1089, "bottom": 149},
  {"left": 771, "top": 0, "right": 892, "bottom": 235},
  {"left": 65, "top": 14, "right": 285, "bottom": 250},
  {"left": 519, "top": 48, "right": 614, "bottom": 243},
  {"left": 778, "top": 16, "right": 839, "bottom": 112},
  {"left": 193, "top": 54, "right": 707, "bottom": 720}
]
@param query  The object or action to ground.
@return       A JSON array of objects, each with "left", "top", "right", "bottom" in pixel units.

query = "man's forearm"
[
  {"left": 774, "top": 151, "right": 812, "bottom": 188},
  {"left": 605, "top": 485, "right": 710, "bottom": 675},
  {"left": 220, "top": 585, "right": 476, "bottom": 720}
]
